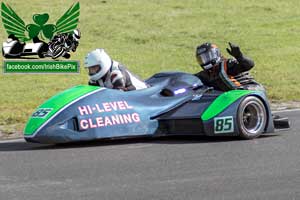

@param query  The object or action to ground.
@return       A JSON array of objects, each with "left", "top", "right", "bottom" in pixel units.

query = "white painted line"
[
  {"left": 0, "top": 138, "right": 25, "bottom": 143},
  {"left": 126, "top": 144, "right": 153, "bottom": 149},
  {"left": 272, "top": 108, "right": 300, "bottom": 113}
]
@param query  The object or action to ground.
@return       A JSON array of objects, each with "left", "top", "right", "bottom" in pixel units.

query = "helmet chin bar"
[
  {"left": 202, "top": 56, "right": 222, "bottom": 70},
  {"left": 88, "top": 65, "right": 102, "bottom": 76},
  {"left": 203, "top": 63, "right": 213, "bottom": 70}
]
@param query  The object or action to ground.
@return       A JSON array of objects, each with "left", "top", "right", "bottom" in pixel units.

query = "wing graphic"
[
  {"left": 55, "top": 2, "right": 80, "bottom": 34},
  {"left": 1, "top": 2, "right": 29, "bottom": 42}
]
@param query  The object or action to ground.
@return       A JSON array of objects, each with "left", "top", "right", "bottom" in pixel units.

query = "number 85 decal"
[
  {"left": 214, "top": 116, "right": 234, "bottom": 134},
  {"left": 32, "top": 108, "right": 53, "bottom": 118}
]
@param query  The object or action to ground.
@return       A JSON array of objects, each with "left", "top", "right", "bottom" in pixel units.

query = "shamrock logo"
[
  {"left": 1, "top": 2, "right": 80, "bottom": 42},
  {"left": 26, "top": 13, "right": 57, "bottom": 40}
]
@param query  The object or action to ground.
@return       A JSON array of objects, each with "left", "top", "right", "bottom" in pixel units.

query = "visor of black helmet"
[
  {"left": 88, "top": 65, "right": 101, "bottom": 76},
  {"left": 196, "top": 47, "right": 220, "bottom": 67}
]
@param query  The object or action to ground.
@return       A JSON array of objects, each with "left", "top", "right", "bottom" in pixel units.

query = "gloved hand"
[{"left": 226, "top": 42, "right": 243, "bottom": 59}]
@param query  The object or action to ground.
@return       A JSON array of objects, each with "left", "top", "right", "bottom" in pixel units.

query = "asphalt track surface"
[{"left": 0, "top": 110, "right": 299, "bottom": 200}]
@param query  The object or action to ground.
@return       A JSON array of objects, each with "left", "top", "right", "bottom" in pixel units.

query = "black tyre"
[
  {"left": 38, "top": 43, "right": 49, "bottom": 58},
  {"left": 237, "top": 96, "right": 267, "bottom": 139},
  {"left": 63, "top": 53, "right": 71, "bottom": 59}
]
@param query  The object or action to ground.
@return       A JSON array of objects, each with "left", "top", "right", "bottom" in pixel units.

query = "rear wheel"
[{"left": 237, "top": 96, "right": 267, "bottom": 139}]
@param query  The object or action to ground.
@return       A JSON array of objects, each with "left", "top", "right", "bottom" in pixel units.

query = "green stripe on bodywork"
[
  {"left": 201, "top": 90, "right": 254, "bottom": 121},
  {"left": 24, "top": 85, "right": 100, "bottom": 136}
]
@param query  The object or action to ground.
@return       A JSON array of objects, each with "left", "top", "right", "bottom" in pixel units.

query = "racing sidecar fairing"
[
  {"left": 24, "top": 72, "right": 286, "bottom": 144},
  {"left": 2, "top": 37, "right": 48, "bottom": 58}
]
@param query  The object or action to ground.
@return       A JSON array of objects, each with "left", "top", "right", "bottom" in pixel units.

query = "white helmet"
[
  {"left": 72, "top": 29, "right": 81, "bottom": 42},
  {"left": 84, "top": 49, "right": 112, "bottom": 81}
]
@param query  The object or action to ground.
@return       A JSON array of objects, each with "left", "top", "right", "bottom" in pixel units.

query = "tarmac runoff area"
[{"left": 0, "top": 109, "right": 299, "bottom": 200}]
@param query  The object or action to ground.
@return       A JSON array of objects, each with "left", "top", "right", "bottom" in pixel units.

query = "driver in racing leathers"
[
  {"left": 84, "top": 48, "right": 148, "bottom": 91},
  {"left": 194, "top": 42, "right": 264, "bottom": 92}
]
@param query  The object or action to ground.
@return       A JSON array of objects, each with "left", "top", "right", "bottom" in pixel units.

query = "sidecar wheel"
[{"left": 237, "top": 96, "right": 267, "bottom": 139}]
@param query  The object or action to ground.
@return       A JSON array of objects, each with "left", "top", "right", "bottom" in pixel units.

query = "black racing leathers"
[{"left": 195, "top": 56, "right": 263, "bottom": 92}]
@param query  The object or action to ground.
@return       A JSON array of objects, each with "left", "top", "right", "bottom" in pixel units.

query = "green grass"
[{"left": 0, "top": 0, "right": 300, "bottom": 134}]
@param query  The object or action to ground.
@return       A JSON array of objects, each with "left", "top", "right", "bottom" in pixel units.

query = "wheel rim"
[
  {"left": 52, "top": 46, "right": 64, "bottom": 58},
  {"left": 240, "top": 101, "right": 265, "bottom": 135}
]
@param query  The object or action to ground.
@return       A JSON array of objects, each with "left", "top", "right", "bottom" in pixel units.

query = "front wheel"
[
  {"left": 51, "top": 46, "right": 65, "bottom": 59},
  {"left": 237, "top": 96, "right": 267, "bottom": 139}
]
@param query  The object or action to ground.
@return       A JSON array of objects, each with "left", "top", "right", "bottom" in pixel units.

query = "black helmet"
[{"left": 196, "top": 42, "right": 221, "bottom": 70}]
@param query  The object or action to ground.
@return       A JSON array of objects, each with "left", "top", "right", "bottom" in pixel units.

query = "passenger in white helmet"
[{"left": 84, "top": 49, "right": 148, "bottom": 91}]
